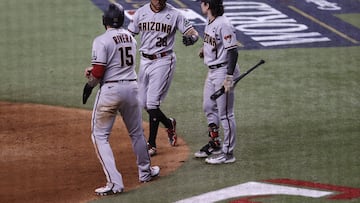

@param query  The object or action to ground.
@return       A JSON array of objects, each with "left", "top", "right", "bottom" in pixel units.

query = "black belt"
[
  {"left": 208, "top": 63, "right": 227, "bottom": 69},
  {"left": 142, "top": 50, "right": 173, "bottom": 60},
  {"left": 104, "top": 79, "right": 136, "bottom": 83}
]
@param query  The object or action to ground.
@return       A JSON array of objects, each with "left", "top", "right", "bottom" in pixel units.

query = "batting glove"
[
  {"left": 223, "top": 75, "right": 234, "bottom": 93},
  {"left": 182, "top": 35, "right": 198, "bottom": 46}
]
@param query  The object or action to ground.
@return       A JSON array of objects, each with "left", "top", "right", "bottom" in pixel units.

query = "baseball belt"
[
  {"left": 104, "top": 79, "right": 137, "bottom": 83},
  {"left": 208, "top": 62, "right": 227, "bottom": 69},
  {"left": 142, "top": 50, "right": 173, "bottom": 60}
]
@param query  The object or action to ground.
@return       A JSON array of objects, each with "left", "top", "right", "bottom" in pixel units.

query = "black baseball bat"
[{"left": 210, "top": 59, "right": 265, "bottom": 100}]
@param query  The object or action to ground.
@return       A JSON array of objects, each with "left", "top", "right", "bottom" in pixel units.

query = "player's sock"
[
  {"left": 147, "top": 109, "right": 160, "bottom": 147},
  {"left": 148, "top": 108, "right": 172, "bottom": 129}
]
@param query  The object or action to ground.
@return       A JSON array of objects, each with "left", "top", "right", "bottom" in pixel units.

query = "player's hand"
[
  {"left": 182, "top": 35, "right": 198, "bottom": 46},
  {"left": 223, "top": 75, "right": 234, "bottom": 93},
  {"left": 199, "top": 47, "right": 204, "bottom": 58},
  {"left": 84, "top": 66, "right": 93, "bottom": 79}
]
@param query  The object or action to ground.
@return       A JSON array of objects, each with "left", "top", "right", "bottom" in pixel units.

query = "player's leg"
[
  {"left": 205, "top": 91, "right": 236, "bottom": 164},
  {"left": 146, "top": 56, "right": 177, "bottom": 151},
  {"left": 215, "top": 65, "right": 240, "bottom": 157},
  {"left": 138, "top": 59, "right": 150, "bottom": 109},
  {"left": 91, "top": 87, "right": 124, "bottom": 193},
  {"left": 194, "top": 75, "right": 222, "bottom": 158},
  {"left": 138, "top": 59, "right": 159, "bottom": 155},
  {"left": 147, "top": 108, "right": 176, "bottom": 144},
  {"left": 157, "top": 55, "right": 177, "bottom": 146},
  {"left": 203, "top": 74, "right": 220, "bottom": 127},
  {"left": 218, "top": 91, "right": 236, "bottom": 155},
  {"left": 204, "top": 71, "right": 238, "bottom": 164},
  {"left": 147, "top": 108, "right": 165, "bottom": 147},
  {"left": 118, "top": 82, "right": 158, "bottom": 182}
]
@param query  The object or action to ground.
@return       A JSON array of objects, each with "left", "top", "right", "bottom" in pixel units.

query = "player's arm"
[
  {"left": 85, "top": 64, "right": 105, "bottom": 87},
  {"left": 184, "top": 27, "right": 199, "bottom": 37},
  {"left": 223, "top": 48, "right": 238, "bottom": 93},
  {"left": 226, "top": 47, "right": 238, "bottom": 75},
  {"left": 183, "top": 27, "right": 199, "bottom": 46},
  {"left": 127, "top": 10, "right": 139, "bottom": 36},
  {"left": 82, "top": 64, "right": 105, "bottom": 104},
  {"left": 221, "top": 22, "right": 239, "bottom": 92}
]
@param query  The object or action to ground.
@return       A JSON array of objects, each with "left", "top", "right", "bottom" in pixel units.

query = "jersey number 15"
[{"left": 118, "top": 46, "right": 134, "bottom": 66}]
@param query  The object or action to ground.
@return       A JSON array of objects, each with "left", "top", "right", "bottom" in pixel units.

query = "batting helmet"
[
  {"left": 102, "top": 3, "right": 125, "bottom": 28},
  {"left": 201, "top": 0, "right": 224, "bottom": 17}
]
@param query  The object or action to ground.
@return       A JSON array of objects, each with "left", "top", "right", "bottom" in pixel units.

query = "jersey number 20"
[{"left": 118, "top": 47, "right": 134, "bottom": 66}]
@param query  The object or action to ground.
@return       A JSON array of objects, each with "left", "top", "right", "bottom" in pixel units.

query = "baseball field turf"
[{"left": 0, "top": 0, "right": 359, "bottom": 202}]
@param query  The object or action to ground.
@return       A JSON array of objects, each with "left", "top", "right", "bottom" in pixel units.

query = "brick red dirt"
[{"left": 0, "top": 101, "right": 189, "bottom": 203}]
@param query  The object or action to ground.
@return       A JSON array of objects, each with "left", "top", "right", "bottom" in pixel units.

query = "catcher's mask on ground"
[{"left": 102, "top": 3, "right": 125, "bottom": 28}]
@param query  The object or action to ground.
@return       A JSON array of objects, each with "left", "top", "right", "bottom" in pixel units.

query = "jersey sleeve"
[
  {"left": 176, "top": 11, "right": 193, "bottom": 34},
  {"left": 220, "top": 23, "right": 238, "bottom": 50},
  {"left": 127, "top": 10, "right": 139, "bottom": 35},
  {"left": 91, "top": 38, "right": 107, "bottom": 66}
]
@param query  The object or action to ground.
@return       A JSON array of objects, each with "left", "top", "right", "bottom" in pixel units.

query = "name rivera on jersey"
[
  {"left": 113, "top": 33, "right": 133, "bottom": 44},
  {"left": 138, "top": 22, "right": 172, "bottom": 34}
]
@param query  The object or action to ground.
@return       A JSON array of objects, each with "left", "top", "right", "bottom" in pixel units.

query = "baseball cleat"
[
  {"left": 150, "top": 166, "right": 160, "bottom": 177},
  {"left": 167, "top": 118, "right": 177, "bottom": 146},
  {"left": 147, "top": 143, "right": 157, "bottom": 156},
  {"left": 194, "top": 148, "right": 221, "bottom": 158},
  {"left": 95, "top": 184, "right": 123, "bottom": 196},
  {"left": 140, "top": 166, "right": 160, "bottom": 183},
  {"left": 205, "top": 153, "right": 236, "bottom": 164},
  {"left": 194, "top": 142, "right": 222, "bottom": 158}
]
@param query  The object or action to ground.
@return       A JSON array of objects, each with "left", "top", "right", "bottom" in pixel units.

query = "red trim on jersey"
[{"left": 91, "top": 64, "right": 105, "bottom": 79}]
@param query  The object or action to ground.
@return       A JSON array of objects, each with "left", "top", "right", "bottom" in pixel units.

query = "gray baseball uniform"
[
  {"left": 90, "top": 27, "right": 153, "bottom": 186},
  {"left": 202, "top": 15, "right": 240, "bottom": 155},
  {"left": 127, "top": 2, "right": 194, "bottom": 151},
  {"left": 128, "top": 3, "right": 193, "bottom": 109}
]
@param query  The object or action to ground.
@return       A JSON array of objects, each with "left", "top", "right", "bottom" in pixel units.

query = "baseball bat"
[{"left": 210, "top": 59, "right": 265, "bottom": 100}]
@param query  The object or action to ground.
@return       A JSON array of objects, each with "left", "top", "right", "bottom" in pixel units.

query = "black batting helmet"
[
  {"left": 102, "top": 3, "right": 124, "bottom": 28},
  {"left": 201, "top": 0, "right": 224, "bottom": 17}
]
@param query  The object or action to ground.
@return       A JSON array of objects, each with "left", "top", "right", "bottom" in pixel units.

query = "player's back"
[{"left": 92, "top": 28, "right": 137, "bottom": 81}]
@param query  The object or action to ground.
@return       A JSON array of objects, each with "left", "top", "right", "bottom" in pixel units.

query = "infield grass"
[{"left": 1, "top": 1, "right": 359, "bottom": 203}]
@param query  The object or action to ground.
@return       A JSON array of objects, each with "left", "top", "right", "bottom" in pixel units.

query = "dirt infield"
[{"left": 0, "top": 101, "right": 189, "bottom": 203}]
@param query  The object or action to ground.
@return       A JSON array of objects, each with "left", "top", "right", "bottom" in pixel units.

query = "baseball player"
[
  {"left": 82, "top": 3, "right": 160, "bottom": 196},
  {"left": 128, "top": 0, "right": 199, "bottom": 156},
  {"left": 194, "top": 0, "right": 241, "bottom": 164}
]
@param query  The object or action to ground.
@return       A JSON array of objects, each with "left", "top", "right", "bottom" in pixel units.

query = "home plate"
[{"left": 175, "top": 181, "right": 333, "bottom": 203}]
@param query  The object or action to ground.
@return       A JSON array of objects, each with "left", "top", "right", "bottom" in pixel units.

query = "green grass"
[
  {"left": 0, "top": 0, "right": 102, "bottom": 107},
  {"left": 1, "top": 1, "right": 359, "bottom": 203},
  {"left": 336, "top": 13, "right": 360, "bottom": 29}
]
